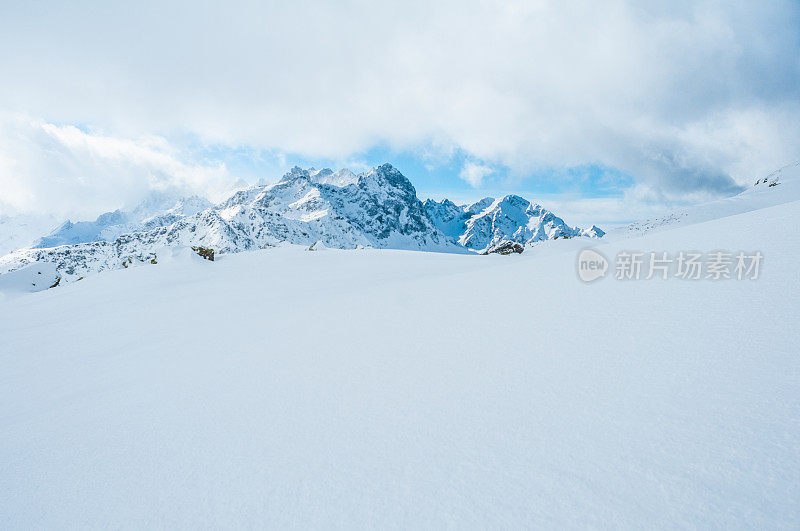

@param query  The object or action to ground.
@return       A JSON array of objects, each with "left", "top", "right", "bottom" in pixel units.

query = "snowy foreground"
[{"left": 2, "top": 182, "right": 800, "bottom": 527}]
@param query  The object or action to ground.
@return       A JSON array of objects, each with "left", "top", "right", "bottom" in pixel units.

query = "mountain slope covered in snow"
[
  {"left": 32, "top": 192, "right": 214, "bottom": 249},
  {"left": 1, "top": 171, "right": 799, "bottom": 527},
  {"left": 424, "top": 195, "right": 604, "bottom": 252},
  {"left": 613, "top": 160, "right": 800, "bottom": 238}
]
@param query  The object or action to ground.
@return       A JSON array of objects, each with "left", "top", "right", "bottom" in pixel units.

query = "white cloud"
[
  {"left": 459, "top": 162, "right": 494, "bottom": 187},
  {"left": 0, "top": 0, "right": 798, "bottom": 205},
  {"left": 0, "top": 113, "right": 236, "bottom": 218}
]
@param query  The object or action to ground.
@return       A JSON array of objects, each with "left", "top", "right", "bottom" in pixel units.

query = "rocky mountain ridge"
[
  {"left": 424, "top": 195, "right": 604, "bottom": 252},
  {"left": 0, "top": 164, "right": 602, "bottom": 281}
]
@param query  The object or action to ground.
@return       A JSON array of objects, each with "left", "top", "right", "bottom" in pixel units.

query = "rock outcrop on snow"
[{"left": 481, "top": 241, "right": 525, "bottom": 255}]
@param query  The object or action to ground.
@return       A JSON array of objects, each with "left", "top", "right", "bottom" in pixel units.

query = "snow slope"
[
  {"left": 0, "top": 261, "right": 59, "bottom": 299},
  {"left": 1, "top": 182, "right": 799, "bottom": 527},
  {"left": 612, "top": 160, "right": 800, "bottom": 239}
]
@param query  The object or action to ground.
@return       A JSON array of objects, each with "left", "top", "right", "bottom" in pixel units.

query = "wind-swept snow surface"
[{"left": 1, "top": 192, "right": 799, "bottom": 526}]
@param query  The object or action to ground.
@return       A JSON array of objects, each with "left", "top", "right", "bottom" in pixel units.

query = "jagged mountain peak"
[
  {"left": 272, "top": 164, "right": 415, "bottom": 196},
  {"left": 281, "top": 166, "right": 312, "bottom": 182},
  {"left": 583, "top": 225, "right": 606, "bottom": 238},
  {"left": 310, "top": 168, "right": 359, "bottom": 187},
  {"left": 358, "top": 164, "right": 417, "bottom": 200},
  {"left": 424, "top": 197, "right": 458, "bottom": 208},
  {"left": 424, "top": 194, "right": 596, "bottom": 252},
  {"left": 498, "top": 193, "right": 529, "bottom": 205},
  {"left": 465, "top": 197, "right": 496, "bottom": 215}
]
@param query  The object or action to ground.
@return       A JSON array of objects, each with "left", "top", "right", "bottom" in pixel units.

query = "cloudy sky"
[{"left": 1, "top": 0, "right": 798, "bottom": 225}]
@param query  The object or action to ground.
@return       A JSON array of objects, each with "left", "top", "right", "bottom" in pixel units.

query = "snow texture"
[{"left": 1, "top": 164, "right": 799, "bottom": 527}]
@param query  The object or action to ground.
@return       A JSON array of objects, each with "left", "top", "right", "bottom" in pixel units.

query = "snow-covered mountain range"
[
  {"left": 32, "top": 193, "right": 214, "bottom": 249},
  {"left": 0, "top": 164, "right": 601, "bottom": 281},
  {"left": 424, "top": 195, "right": 604, "bottom": 251}
]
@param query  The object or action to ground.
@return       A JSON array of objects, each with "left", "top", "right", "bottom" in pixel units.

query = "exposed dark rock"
[{"left": 481, "top": 241, "right": 524, "bottom": 255}]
